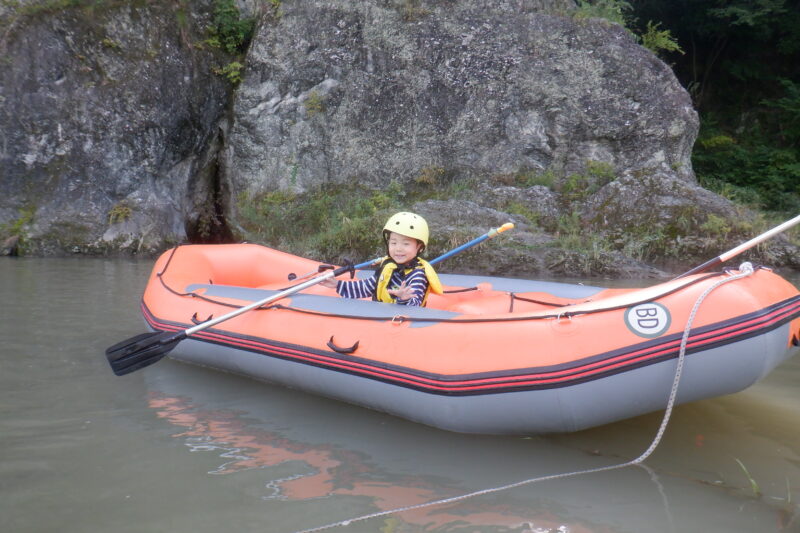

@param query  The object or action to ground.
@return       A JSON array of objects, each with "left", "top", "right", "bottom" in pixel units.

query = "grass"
[
  {"left": 236, "top": 182, "right": 404, "bottom": 262},
  {"left": 107, "top": 202, "right": 132, "bottom": 224},
  {"left": 734, "top": 457, "right": 762, "bottom": 499},
  {"left": 731, "top": 458, "right": 798, "bottom": 529},
  {"left": 304, "top": 90, "right": 325, "bottom": 117},
  {"left": 232, "top": 155, "right": 798, "bottom": 273},
  {"left": 236, "top": 173, "right": 504, "bottom": 264}
]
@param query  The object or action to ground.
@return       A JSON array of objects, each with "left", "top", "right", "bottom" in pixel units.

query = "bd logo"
[{"left": 624, "top": 302, "right": 671, "bottom": 338}]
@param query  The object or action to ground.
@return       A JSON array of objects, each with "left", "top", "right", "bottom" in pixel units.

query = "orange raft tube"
[{"left": 140, "top": 243, "right": 800, "bottom": 434}]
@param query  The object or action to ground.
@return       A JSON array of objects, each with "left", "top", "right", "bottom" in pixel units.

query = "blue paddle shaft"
[
  {"left": 352, "top": 223, "right": 514, "bottom": 270},
  {"left": 431, "top": 223, "right": 514, "bottom": 266}
]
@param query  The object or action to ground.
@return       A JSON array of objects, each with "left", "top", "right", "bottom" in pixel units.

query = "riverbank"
[{"left": 3, "top": 201, "right": 798, "bottom": 282}]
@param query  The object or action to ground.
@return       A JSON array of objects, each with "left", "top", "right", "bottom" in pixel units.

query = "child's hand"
[
  {"left": 387, "top": 280, "right": 414, "bottom": 301},
  {"left": 320, "top": 277, "right": 338, "bottom": 289}
]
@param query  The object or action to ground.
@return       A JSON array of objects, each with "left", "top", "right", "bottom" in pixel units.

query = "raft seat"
[{"left": 249, "top": 282, "right": 579, "bottom": 315}]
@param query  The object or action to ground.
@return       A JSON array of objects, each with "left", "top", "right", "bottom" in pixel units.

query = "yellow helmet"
[{"left": 383, "top": 211, "right": 429, "bottom": 248}]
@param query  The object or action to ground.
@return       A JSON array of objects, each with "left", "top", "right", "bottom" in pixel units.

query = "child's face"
[{"left": 387, "top": 232, "right": 423, "bottom": 264}]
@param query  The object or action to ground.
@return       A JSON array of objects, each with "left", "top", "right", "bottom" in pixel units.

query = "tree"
[{"left": 629, "top": 0, "right": 800, "bottom": 212}]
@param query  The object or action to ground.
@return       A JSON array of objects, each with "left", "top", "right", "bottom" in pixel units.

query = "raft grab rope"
[{"left": 153, "top": 243, "right": 732, "bottom": 325}]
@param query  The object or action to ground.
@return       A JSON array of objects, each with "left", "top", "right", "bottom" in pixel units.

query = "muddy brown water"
[{"left": 1, "top": 258, "right": 798, "bottom": 532}]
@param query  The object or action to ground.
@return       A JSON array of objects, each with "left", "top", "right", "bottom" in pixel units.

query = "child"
[{"left": 322, "top": 212, "right": 443, "bottom": 306}]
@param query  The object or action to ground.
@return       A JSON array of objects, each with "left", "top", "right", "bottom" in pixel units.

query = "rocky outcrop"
[
  {"left": 1, "top": 0, "right": 793, "bottom": 277},
  {"left": 1, "top": 235, "right": 19, "bottom": 256},
  {"left": 227, "top": 0, "right": 697, "bottom": 196},
  {"left": 224, "top": 0, "right": 702, "bottom": 277},
  {"left": 0, "top": 0, "right": 233, "bottom": 255}
]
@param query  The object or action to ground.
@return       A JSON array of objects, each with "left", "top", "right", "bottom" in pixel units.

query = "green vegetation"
[
  {"left": 558, "top": 160, "right": 617, "bottom": 203},
  {"left": 571, "top": 1, "right": 800, "bottom": 263},
  {"left": 304, "top": 90, "right": 325, "bottom": 117},
  {"left": 555, "top": 210, "right": 599, "bottom": 250},
  {"left": 100, "top": 37, "right": 121, "bottom": 50},
  {"left": 721, "top": 458, "right": 799, "bottom": 530},
  {"left": 206, "top": 0, "right": 255, "bottom": 55},
  {"left": 400, "top": 0, "right": 430, "bottom": 22},
  {"left": 236, "top": 175, "right": 490, "bottom": 262},
  {"left": 504, "top": 201, "right": 539, "bottom": 227},
  {"left": 212, "top": 60, "right": 244, "bottom": 84},
  {"left": 574, "top": 0, "right": 631, "bottom": 26},
  {"left": 107, "top": 202, "right": 132, "bottom": 224},
  {"left": 0, "top": 207, "right": 34, "bottom": 252},
  {"left": 640, "top": 20, "right": 683, "bottom": 56},
  {"left": 628, "top": 0, "right": 800, "bottom": 219},
  {"left": 0, "top": 0, "right": 157, "bottom": 21},
  {"left": 200, "top": 0, "right": 260, "bottom": 85},
  {"left": 1, "top": 0, "right": 93, "bottom": 16},
  {"left": 553, "top": 207, "right": 661, "bottom": 267},
  {"left": 574, "top": 2, "right": 682, "bottom": 56},
  {"left": 237, "top": 183, "right": 404, "bottom": 261},
  {"left": 496, "top": 168, "right": 558, "bottom": 189},
  {"left": 233, "top": 160, "right": 622, "bottom": 269},
  {"left": 414, "top": 166, "right": 446, "bottom": 186},
  {"left": 693, "top": 87, "right": 800, "bottom": 213},
  {"left": 734, "top": 457, "right": 762, "bottom": 499}
]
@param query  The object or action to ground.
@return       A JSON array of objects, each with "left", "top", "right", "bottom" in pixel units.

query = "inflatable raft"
[{"left": 134, "top": 243, "right": 800, "bottom": 434}]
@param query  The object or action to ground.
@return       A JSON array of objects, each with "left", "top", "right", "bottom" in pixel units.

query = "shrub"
[
  {"left": 208, "top": 0, "right": 255, "bottom": 55},
  {"left": 213, "top": 61, "right": 244, "bottom": 84},
  {"left": 108, "top": 203, "right": 132, "bottom": 224},
  {"left": 640, "top": 21, "right": 683, "bottom": 56}
]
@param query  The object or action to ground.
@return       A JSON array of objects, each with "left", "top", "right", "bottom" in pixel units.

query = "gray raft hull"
[{"left": 169, "top": 323, "right": 798, "bottom": 435}]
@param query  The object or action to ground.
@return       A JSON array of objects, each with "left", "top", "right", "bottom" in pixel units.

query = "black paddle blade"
[{"left": 106, "top": 330, "right": 185, "bottom": 376}]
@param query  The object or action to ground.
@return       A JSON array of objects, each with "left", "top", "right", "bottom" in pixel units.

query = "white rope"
[{"left": 296, "top": 264, "right": 756, "bottom": 533}]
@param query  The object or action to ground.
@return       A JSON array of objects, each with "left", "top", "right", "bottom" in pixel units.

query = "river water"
[{"left": 2, "top": 257, "right": 799, "bottom": 533}]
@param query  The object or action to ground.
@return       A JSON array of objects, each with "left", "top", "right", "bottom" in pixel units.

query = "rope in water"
[{"left": 295, "top": 263, "right": 756, "bottom": 533}]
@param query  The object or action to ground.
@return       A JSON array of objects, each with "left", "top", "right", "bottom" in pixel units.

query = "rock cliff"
[
  {"left": 1, "top": 0, "right": 234, "bottom": 254},
  {"left": 230, "top": 0, "right": 696, "bottom": 195},
  {"left": 1, "top": 0, "right": 793, "bottom": 276}
]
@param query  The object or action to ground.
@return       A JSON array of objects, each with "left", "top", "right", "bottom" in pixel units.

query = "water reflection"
[
  {"left": 144, "top": 361, "right": 794, "bottom": 533},
  {"left": 147, "top": 384, "right": 593, "bottom": 532}
]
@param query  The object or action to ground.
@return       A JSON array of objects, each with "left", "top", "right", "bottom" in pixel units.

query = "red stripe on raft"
[
  {"left": 141, "top": 297, "right": 800, "bottom": 393},
  {"left": 141, "top": 300, "right": 797, "bottom": 392}
]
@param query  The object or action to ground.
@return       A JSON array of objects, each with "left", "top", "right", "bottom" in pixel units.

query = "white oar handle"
[
  {"left": 677, "top": 213, "right": 800, "bottom": 278},
  {"left": 720, "top": 214, "right": 800, "bottom": 261}
]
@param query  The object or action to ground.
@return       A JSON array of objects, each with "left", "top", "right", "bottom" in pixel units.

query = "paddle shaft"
[
  {"left": 288, "top": 222, "right": 515, "bottom": 285},
  {"left": 184, "top": 266, "right": 347, "bottom": 336},
  {"left": 677, "top": 213, "right": 800, "bottom": 278},
  {"left": 430, "top": 222, "right": 514, "bottom": 266}
]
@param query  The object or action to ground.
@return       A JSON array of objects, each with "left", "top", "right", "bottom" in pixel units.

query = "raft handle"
[
  {"left": 191, "top": 312, "right": 213, "bottom": 325},
  {"left": 327, "top": 336, "right": 360, "bottom": 354}
]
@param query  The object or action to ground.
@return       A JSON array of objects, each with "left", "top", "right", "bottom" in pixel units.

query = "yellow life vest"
[{"left": 373, "top": 257, "right": 443, "bottom": 306}]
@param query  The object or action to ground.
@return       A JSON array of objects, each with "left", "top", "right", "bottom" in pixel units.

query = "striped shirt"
[{"left": 336, "top": 267, "right": 430, "bottom": 306}]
